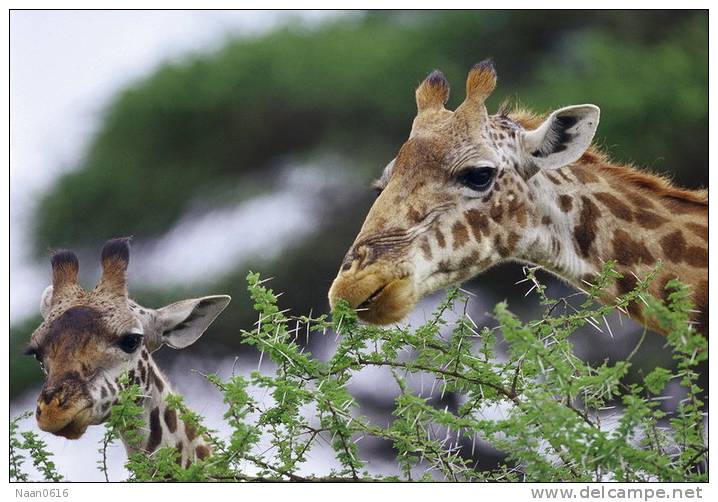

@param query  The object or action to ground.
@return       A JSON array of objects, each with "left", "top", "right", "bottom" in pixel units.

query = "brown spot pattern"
[
  {"left": 458, "top": 251, "right": 480, "bottom": 269},
  {"left": 139, "top": 361, "right": 147, "bottom": 383},
  {"left": 149, "top": 365, "right": 164, "bottom": 392},
  {"left": 435, "top": 229, "right": 446, "bottom": 248},
  {"left": 574, "top": 196, "right": 600, "bottom": 258},
  {"left": 164, "top": 407, "right": 178, "bottom": 433},
  {"left": 464, "top": 209, "right": 490, "bottom": 241},
  {"left": 660, "top": 230, "right": 686, "bottom": 262},
  {"left": 634, "top": 210, "right": 668, "bottom": 229},
  {"left": 616, "top": 274, "right": 643, "bottom": 318},
  {"left": 420, "top": 238, "right": 433, "bottom": 261},
  {"left": 489, "top": 203, "right": 503, "bottom": 222},
  {"left": 545, "top": 172, "right": 562, "bottom": 185},
  {"left": 495, "top": 232, "right": 519, "bottom": 257},
  {"left": 686, "top": 223, "right": 708, "bottom": 242},
  {"left": 506, "top": 194, "right": 527, "bottom": 226},
  {"left": 437, "top": 260, "right": 451, "bottom": 274},
  {"left": 147, "top": 407, "right": 162, "bottom": 452},
  {"left": 659, "top": 229, "right": 706, "bottom": 268},
  {"left": 407, "top": 206, "right": 422, "bottom": 224},
  {"left": 557, "top": 169, "right": 573, "bottom": 184},
  {"left": 685, "top": 246, "right": 708, "bottom": 268},
  {"left": 196, "top": 445, "right": 210, "bottom": 460},
  {"left": 624, "top": 190, "right": 655, "bottom": 209},
  {"left": 559, "top": 195, "right": 573, "bottom": 213},
  {"left": 451, "top": 221, "right": 469, "bottom": 249},
  {"left": 594, "top": 192, "right": 633, "bottom": 222},
  {"left": 662, "top": 197, "right": 706, "bottom": 215},
  {"left": 612, "top": 229, "right": 655, "bottom": 267},
  {"left": 184, "top": 421, "right": 197, "bottom": 442}
]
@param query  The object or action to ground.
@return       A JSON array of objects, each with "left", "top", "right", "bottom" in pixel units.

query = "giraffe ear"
[
  {"left": 519, "top": 104, "right": 600, "bottom": 178},
  {"left": 40, "top": 285, "right": 54, "bottom": 319},
  {"left": 371, "top": 158, "right": 396, "bottom": 192},
  {"left": 155, "top": 295, "right": 231, "bottom": 350}
]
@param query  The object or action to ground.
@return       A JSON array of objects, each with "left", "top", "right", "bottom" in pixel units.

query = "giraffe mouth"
[
  {"left": 354, "top": 277, "right": 417, "bottom": 325},
  {"left": 44, "top": 406, "right": 92, "bottom": 440},
  {"left": 55, "top": 419, "right": 90, "bottom": 439},
  {"left": 329, "top": 264, "right": 417, "bottom": 325},
  {"left": 358, "top": 284, "right": 388, "bottom": 310}
]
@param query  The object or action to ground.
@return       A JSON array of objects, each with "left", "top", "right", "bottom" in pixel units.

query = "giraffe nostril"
[
  {"left": 341, "top": 248, "right": 363, "bottom": 271},
  {"left": 36, "top": 405, "right": 42, "bottom": 417},
  {"left": 351, "top": 246, "right": 372, "bottom": 270}
]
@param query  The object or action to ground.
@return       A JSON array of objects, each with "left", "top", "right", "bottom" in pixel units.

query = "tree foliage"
[{"left": 11, "top": 265, "right": 707, "bottom": 482}]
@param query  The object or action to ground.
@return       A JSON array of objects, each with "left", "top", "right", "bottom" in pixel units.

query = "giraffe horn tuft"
[
  {"left": 49, "top": 249, "right": 80, "bottom": 303},
  {"left": 97, "top": 237, "right": 131, "bottom": 297},
  {"left": 416, "top": 69, "right": 450, "bottom": 113},
  {"left": 465, "top": 58, "right": 497, "bottom": 104}
]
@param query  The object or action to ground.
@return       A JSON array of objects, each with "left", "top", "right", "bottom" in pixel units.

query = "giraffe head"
[
  {"left": 26, "top": 238, "right": 230, "bottom": 439},
  {"left": 329, "top": 60, "right": 600, "bottom": 324}
]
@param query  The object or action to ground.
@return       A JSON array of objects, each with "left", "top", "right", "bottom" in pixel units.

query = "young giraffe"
[
  {"left": 329, "top": 60, "right": 707, "bottom": 335},
  {"left": 26, "top": 238, "right": 231, "bottom": 467}
]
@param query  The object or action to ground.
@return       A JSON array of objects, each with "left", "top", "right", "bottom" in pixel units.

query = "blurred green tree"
[{"left": 33, "top": 11, "right": 706, "bottom": 252}]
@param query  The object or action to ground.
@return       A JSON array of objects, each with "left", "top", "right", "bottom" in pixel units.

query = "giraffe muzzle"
[
  {"left": 329, "top": 264, "right": 417, "bottom": 325},
  {"left": 36, "top": 398, "right": 93, "bottom": 439}
]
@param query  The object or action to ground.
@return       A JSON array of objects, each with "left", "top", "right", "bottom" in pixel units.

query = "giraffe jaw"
[{"left": 54, "top": 417, "right": 90, "bottom": 439}]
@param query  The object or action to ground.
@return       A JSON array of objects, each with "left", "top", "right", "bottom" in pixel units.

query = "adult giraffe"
[
  {"left": 329, "top": 60, "right": 707, "bottom": 335},
  {"left": 26, "top": 238, "right": 231, "bottom": 466}
]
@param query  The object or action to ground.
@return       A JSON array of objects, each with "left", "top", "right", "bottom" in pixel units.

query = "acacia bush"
[{"left": 10, "top": 263, "right": 707, "bottom": 482}]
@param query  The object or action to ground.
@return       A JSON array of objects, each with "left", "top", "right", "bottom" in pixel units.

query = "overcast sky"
[{"left": 10, "top": 10, "right": 344, "bottom": 322}]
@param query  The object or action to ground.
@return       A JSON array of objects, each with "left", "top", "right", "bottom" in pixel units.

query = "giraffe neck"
[
  {"left": 515, "top": 159, "right": 708, "bottom": 334},
  {"left": 122, "top": 348, "right": 211, "bottom": 467}
]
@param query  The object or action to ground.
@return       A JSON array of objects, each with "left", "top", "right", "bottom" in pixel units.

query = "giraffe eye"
[
  {"left": 458, "top": 166, "right": 496, "bottom": 191},
  {"left": 117, "top": 333, "right": 144, "bottom": 354}
]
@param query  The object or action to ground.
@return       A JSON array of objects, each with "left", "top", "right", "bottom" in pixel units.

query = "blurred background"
[{"left": 10, "top": 10, "right": 707, "bottom": 481}]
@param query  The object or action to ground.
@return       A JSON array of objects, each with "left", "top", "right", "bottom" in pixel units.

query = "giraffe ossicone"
[
  {"left": 27, "top": 237, "right": 231, "bottom": 466},
  {"left": 329, "top": 60, "right": 707, "bottom": 335}
]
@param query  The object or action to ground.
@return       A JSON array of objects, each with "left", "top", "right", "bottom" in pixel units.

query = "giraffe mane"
[{"left": 507, "top": 107, "right": 708, "bottom": 207}]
